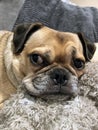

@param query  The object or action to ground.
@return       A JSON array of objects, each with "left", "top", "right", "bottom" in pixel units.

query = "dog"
[{"left": 0, "top": 23, "right": 96, "bottom": 107}]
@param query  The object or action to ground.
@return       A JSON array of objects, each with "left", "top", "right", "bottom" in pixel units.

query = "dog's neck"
[{"left": 4, "top": 33, "right": 21, "bottom": 88}]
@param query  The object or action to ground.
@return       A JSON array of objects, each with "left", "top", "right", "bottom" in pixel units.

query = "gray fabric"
[
  {"left": 0, "top": 0, "right": 25, "bottom": 31},
  {"left": 14, "top": 0, "right": 98, "bottom": 43}
]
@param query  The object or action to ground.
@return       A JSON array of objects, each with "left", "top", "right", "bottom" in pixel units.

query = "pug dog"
[{"left": 0, "top": 23, "right": 96, "bottom": 107}]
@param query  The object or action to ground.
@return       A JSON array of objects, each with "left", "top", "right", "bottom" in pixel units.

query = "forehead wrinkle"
[
  {"left": 55, "top": 46, "right": 76, "bottom": 64},
  {"left": 56, "top": 32, "right": 77, "bottom": 44},
  {"left": 71, "top": 46, "right": 85, "bottom": 61},
  {"left": 27, "top": 46, "right": 55, "bottom": 62},
  {"left": 27, "top": 46, "right": 51, "bottom": 54},
  {"left": 56, "top": 32, "right": 65, "bottom": 43}
]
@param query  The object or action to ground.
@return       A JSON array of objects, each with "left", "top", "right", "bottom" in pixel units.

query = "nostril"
[
  {"left": 54, "top": 73, "right": 61, "bottom": 85},
  {"left": 55, "top": 73, "right": 60, "bottom": 81},
  {"left": 53, "top": 74, "right": 68, "bottom": 85},
  {"left": 63, "top": 75, "right": 68, "bottom": 84}
]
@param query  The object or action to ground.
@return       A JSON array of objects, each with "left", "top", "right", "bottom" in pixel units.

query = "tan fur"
[
  {"left": 23, "top": 27, "right": 85, "bottom": 77},
  {"left": 0, "top": 25, "right": 94, "bottom": 108},
  {"left": 0, "top": 31, "right": 16, "bottom": 108}
]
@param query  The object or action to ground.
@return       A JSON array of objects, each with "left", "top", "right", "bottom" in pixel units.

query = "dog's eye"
[
  {"left": 73, "top": 59, "right": 85, "bottom": 69},
  {"left": 30, "top": 54, "right": 43, "bottom": 65}
]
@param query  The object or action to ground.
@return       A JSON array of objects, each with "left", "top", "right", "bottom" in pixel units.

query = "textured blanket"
[
  {"left": 0, "top": 62, "right": 98, "bottom": 130},
  {"left": 14, "top": 0, "right": 98, "bottom": 43}
]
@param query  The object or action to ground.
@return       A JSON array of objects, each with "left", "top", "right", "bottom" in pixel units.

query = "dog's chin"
[{"left": 22, "top": 72, "right": 79, "bottom": 100}]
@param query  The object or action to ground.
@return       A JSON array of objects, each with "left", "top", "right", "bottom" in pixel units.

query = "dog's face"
[{"left": 12, "top": 23, "right": 96, "bottom": 97}]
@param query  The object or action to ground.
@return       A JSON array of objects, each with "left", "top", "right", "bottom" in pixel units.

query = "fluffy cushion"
[{"left": 0, "top": 62, "right": 98, "bottom": 130}]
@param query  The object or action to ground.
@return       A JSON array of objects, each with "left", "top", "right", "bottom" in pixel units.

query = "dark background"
[{"left": 0, "top": 0, "right": 25, "bottom": 31}]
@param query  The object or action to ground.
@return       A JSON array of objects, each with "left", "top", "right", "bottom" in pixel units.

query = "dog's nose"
[{"left": 50, "top": 68, "right": 69, "bottom": 85}]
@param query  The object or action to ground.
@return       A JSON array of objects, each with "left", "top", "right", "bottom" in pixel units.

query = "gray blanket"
[
  {"left": 14, "top": 0, "right": 98, "bottom": 43},
  {"left": 0, "top": 0, "right": 25, "bottom": 31}
]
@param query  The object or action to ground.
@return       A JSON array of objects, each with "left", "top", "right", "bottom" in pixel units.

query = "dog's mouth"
[{"left": 22, "top": 68, "right": 79, "bottom": 99}]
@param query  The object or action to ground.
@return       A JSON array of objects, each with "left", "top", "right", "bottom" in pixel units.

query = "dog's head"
[{"left": 12, "top": 23, "right": 96, "bottom": 97}]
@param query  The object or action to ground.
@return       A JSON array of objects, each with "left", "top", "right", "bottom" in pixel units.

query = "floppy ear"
[
  {"left": 77, "top": 33, "right": 96, "bottom": 61},
  {"left": 13, "top": 23, "right": 43, "bottom": 54}
]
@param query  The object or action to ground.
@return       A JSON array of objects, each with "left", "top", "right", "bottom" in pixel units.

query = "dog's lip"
[
  {"left": 29, "top": 83, "right": 77, "bottom": 96},
  {"left": 23, "top": 79, "right": 78, "bottom": 98}
]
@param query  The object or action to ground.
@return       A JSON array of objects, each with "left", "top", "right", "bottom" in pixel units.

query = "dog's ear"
[
  {"left": 13, "top": 23, "right": 43, "bottom": 54},
  {"left": 77, "top": 33, "right": 96, "bottom": 61}
]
